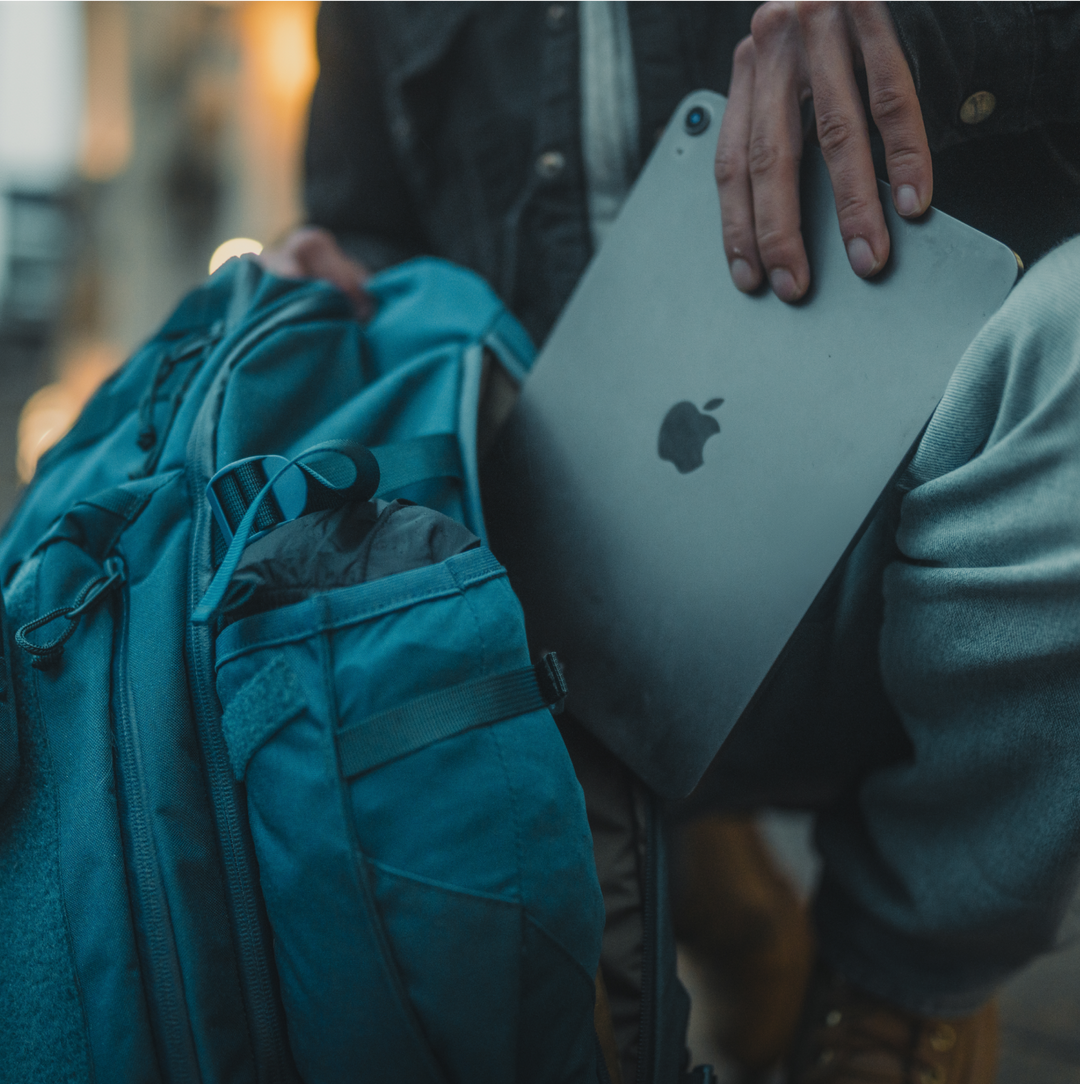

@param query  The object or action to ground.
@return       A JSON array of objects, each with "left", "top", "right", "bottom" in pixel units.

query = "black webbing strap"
[
  {"left": 337, "top": 652, "right": 567, "bottom": 779},
  {"left": 213, "top": 459, "right": 284, "bottom": 535}
]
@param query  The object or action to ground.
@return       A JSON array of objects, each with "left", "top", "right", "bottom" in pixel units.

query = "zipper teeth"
[
  {"left": 114, "top": 574, "right": 200, "bottom": 1081},
  {"left": 187, "top": 613, "right": 287, "bottom": 1079},
  {"left": 181, "top": 291, "right": 331, "bottom": 1083},
  {"left": 136, "top": 329, "right": 224, "bottom": 479}
]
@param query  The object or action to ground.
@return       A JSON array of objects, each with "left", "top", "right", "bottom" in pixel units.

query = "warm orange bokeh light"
[
  {"left": 79, "top": 1, "right": 133, "bottom": 181},
  {"left": 230, "top": 1, "right": 320, "bottom": 259},
  {"left": 244, "top": 2, "right": 319, "bottom": 110},
  {"left": 17, "top": 341, "right": 124, "bottom": 482}
]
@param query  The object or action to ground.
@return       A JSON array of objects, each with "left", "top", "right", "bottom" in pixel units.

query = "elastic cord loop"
[{"left": 193, "top": 441, "right": 378, "bottom": 625}]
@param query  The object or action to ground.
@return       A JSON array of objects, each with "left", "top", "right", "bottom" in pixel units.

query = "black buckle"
[{"left": 535, "top": 652, "right": 568, "bottom": 714}]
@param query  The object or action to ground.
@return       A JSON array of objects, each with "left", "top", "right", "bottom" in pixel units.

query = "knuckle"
[
  {"left": 733, "top": 35, "right": 756, "bottom": 66},
  {"left": 750, "top": 2, "right": 796, "bottom": 43},
  {"left": 291, "top": 226, "right": 332, "bottom": 257},
  {"left": 815, "top": 108, "right": 858, "bottom": 157},
  {"left": 869, "top": 83, "right": 912, "bottom": 125},
  {"left": 795, "top": 1, "right": 833, "bottom": 27},
  {"left": 746, "top": 134, "right": 784, "bottom": 180},
  {"left": 884, "top": 143, "right": 926, "bottom": 175},
  {"left": 833, "top": 190, "right": 878, "bottom": 225},
  {"left": 714, "top": 142, "right": 744, "bottom": 187},
  {"left": 754, "top": 225, "right": 800, "bottom": 267}
]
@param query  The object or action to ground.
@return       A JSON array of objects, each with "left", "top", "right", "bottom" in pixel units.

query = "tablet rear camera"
[{"left": 684, "top": 105, "right": 710, "bottom": 135}]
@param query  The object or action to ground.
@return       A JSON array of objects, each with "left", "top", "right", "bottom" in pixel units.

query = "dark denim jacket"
[{"left": 306, "top": 2, "right": 1080, "bottom": 346}]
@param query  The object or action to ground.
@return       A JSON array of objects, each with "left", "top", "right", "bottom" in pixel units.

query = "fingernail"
[
  {"left": 769, "top": 267, "right": 799, "bottom": 302},
  {"left": 730, "top": 258, "right": 756, "bottom": 292},
  {"left": 846, "top": 237, "right": 879, "bottom": 277},
  {"left": 896, "top": 184, "right": 921, "bottom": 217}
]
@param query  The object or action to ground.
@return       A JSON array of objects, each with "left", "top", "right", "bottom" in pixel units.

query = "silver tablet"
[{"left": 483, "top": 90, "right": 1019, "bottom": 798}]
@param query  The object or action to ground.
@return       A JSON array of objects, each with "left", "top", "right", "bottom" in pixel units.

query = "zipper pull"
[{"left": 15, "top": 556, "right": 126, "bottom": 670}]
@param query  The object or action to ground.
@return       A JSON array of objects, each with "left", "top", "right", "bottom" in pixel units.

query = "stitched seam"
[
  {"left": 215, "top": 550, "right": 504, "bottom": 666},
  {"left": 366, "top": 857, "right": 519, "bottom": 905},
  {"left": 525, "top": 913, "right": 597, "bottom": 986}
]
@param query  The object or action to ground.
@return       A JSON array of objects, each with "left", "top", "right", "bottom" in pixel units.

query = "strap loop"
[
  {"left": 196, "top": 434, "right": 465, "bottom": 626},
  {"left": 337, "top": 652, "right": 568, "bottom": 779},
  {"left": 372, "top": 434, "right": 462, "bottom": 498},
  {"left": 195, "top": 441, "right": 380, "bottom": 624}
]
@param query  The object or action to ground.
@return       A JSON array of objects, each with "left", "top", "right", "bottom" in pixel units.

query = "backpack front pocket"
[{"left": 215, "top": 545, "right": 604, "bottom": 1084}]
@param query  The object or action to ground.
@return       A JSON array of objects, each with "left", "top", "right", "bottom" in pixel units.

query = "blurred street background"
[
  {"left": 0, "top": 5, "right": 1076, "bottom": 1082},
  {"left": 0, "top": 0, "right": 317, "bottom": 516}
]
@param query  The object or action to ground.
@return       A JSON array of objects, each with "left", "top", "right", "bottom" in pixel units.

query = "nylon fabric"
[
  {"left": 221, "top": 656, "right": 307, "bottom": 780},
  {"left": 372, "top": 433, "right": 463, "bottom": 497},
  {"left": 0, "top": 559, "right": 95, "bottom": 1084},
  {"left": 215, "top": 542, "right": 605, "bottom": 1082},
  {"left": 0, "top": 254, "right": 603, "bottom": 1084},
  {"left": 222, "top": 499, "right": 479, "bottom": 622},
  {"left": 337, "top": 662, "right": 552, "bottom": 778},
  {"left": 0, "top": 590, "right": 18, "bottom": 808},
  {"left": 29, "top": 541, "right": 161, "bottom": 1083}
]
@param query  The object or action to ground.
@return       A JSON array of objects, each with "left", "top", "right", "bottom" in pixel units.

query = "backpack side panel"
[
  {"left": 0, "top": 587, "right": 18, "bottom": 807},
  {"left": 116, "top": 474, "right": 260, "bottom": 1083},
  {"left": 214, "top": 548, "right": 604, "bottom": 1084},
  {"left": 0, "top": 255, "right": 560, "bottom": 1083},
  {"left": 0, "top": 556, "right": 99, "bottom": 1084}
]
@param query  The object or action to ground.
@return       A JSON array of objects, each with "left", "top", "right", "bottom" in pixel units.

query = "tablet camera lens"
[{"left": 684, "top": 105, "right": 710, "bottom": 136}]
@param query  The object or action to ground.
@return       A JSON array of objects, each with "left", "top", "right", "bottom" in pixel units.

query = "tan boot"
[
  {"left": 787, "top": 962, "right": 999, "bottom": 1084},
  {"left": 671, "top": 814, "right": 815, "bottom": 1072}
]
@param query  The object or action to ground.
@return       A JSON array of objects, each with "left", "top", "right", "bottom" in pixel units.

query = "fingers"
[
  {"left": 295, "top": 228, "right": 374, "bottom": 318},
  {"left": 798, "top": 2, "right": 887, "bottom": 277},
  {"left": 716, "top": 37, "right": 764, "bottom": 293},
  {"left": 718, "top": 2, "right": 928, "bottom": 298},
  {"left": 849, "top": 2, "right": 932, "bottom": 218},
  {"left": 717, "top": 7, "right": 811, "bottom": 302},
  {"left": 746, "top": 3, "right": 811, "bottom": 301},
  {"left": 259, "top": 227, "right": 374, "bottom": 319}
]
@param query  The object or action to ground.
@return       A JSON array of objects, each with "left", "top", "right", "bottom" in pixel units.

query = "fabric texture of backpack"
[{"left": 0, "top": 257, "right": 614, "bottom": 1083}]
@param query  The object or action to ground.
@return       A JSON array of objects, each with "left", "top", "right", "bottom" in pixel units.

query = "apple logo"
[{"left": 658, "top": 398, "right": 724, "bottom": 474}]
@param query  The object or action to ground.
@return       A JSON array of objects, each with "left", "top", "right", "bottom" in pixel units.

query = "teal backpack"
[{"left": 0, "top": 257, "right": 609, "bottom": 1083}]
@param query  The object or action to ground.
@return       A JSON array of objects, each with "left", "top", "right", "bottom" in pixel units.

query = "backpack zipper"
[
  {"left": 113, "top": 561, "right": 201, "bottom": 1081},
  {"left": 187, "top": 613, "right": 291, "bottom": 1082},
  {"left": 183, "top": 289, "right": 333, "bottom": 1083}
]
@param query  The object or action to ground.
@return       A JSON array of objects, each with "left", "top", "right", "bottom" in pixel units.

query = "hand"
[
  {"left": 715, "top": 1, "right": 932, "bottom": 302},
  {"left": 259, "top": 226, "right": 374, "bottom": 319}
]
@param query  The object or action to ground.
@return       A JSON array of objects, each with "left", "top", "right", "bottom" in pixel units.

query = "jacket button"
[
  {"left": 546, "top": 4, "right": 566, "bottom": 30},
  {"left": 536, "top": 150, "right": 566, "bottom": 179},
  {"left": 959, "top": 91, "right": 996, "bottom": 124}
]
